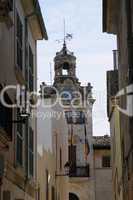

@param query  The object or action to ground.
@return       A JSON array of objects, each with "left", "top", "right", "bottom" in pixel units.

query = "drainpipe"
[{"left": 113, "top": 50, "right": 118, "bottom": 70}]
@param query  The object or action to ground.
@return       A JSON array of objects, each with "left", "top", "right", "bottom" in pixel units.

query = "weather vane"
[{"left": 56, "top": 19, "right": 73, "bottom": 44}]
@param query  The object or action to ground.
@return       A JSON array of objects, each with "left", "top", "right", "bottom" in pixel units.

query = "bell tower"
[
  {"left": 51, "top": 40, "right": 95, "bottom": 200},
  {"left": 54, "top": 41, "right": 78, "bottom": 87}
]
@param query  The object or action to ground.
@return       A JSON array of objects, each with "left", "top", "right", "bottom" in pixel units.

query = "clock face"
[{"left": 60, "top": 89, "right": 73, "bottom": 100}]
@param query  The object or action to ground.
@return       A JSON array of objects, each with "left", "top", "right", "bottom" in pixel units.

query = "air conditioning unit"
[
  {"left": 0, "top": 0, "right": 13, "bottom": 27},
  {"left": 0, "top": 154, "right": 5, "bottom": 178}
]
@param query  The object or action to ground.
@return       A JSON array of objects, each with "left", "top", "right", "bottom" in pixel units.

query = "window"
[
  {"left": 9, "top": 0, "right": 13, "bottom": 11},
  {"left": 25, "top": 119, "right": 29, "bottom": 175},
  {"left": 28, "top": 127, "right": 34, "bottom": 176},
  {"left": 130, "top": 0, "right": 133, "bottom": 35},
  {"left": 16, "top": 109, "right": 23, "bottom": 166},
  {"left": 69, "top": 145, "right": 76, "bottom": 173},
  {"left": 63, "top": 62, "right": 69, "bottom": 69},
  {"left": 0, "top": 91, "right": 12, "bottom": 139},
  {"left": 29, "top": 46, "right": 34, "bottom": 91},
  {"left": 52, "top": 186, "right": 55, "bottom": 200},
  {"left": 102, "top": 156, "right": 111, "bottom": 168},
  {"left": 46, "top": 169, "right": 49, "bottom": 200},
  {"left": 16, "top": 12, "right": 23, "bottom": 70},
  {"left": 65, "top": 111, "right": 85, "bottom": 124},
  {"left": 3, "top": 191, "right": 11, "bottom": 200},
  {"left": 59, "top": 148, "right": 62, "bottom": 170},
  {"left": 24, "top": 121, "right": 34, "bottom": 177},
  {"left": 38, "top": 187, "right": 40, "bottom": 200},
  {"left": 126, "top": 0, "right": 133, "bottom": 37}
]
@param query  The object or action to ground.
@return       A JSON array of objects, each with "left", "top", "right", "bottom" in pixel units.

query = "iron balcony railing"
[{"left": 69, "top": 165, "right": 90, "bottom": 178}]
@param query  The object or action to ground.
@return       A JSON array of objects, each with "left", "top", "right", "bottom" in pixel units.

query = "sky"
[{"left": 37, "top": 0, "right": 117, "bottom": 136}]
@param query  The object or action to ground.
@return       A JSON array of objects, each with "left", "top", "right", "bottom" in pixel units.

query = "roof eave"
[{"left": 34, "top": 0, "right": 48, "bottom": 40}]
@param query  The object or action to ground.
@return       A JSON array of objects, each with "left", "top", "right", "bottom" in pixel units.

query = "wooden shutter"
[{"left": 69, "top": 145, "right": 76, "bottom": 173}]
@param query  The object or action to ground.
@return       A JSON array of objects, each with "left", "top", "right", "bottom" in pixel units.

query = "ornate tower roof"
[
  {"left": 55, "top": 41, "right": 75, "bottom": 57},
  {"left": 54, "top": 42, "right": 78, "bottom": 87}
]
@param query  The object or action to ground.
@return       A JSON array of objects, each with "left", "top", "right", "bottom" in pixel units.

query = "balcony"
[{"left": 69, "top": 165, "right": 90, "bottom": 178}]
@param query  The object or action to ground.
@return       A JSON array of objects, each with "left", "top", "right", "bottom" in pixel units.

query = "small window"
[
  {"left": 60, "top": 148, "right": 62, "bottom": 170},
  {"left": 63, "top": 62, "right": 69, "bottom": 69},
  {"left": 46, "top": 169, "right": 49, "bottom": 200},
  {"left": 29, "top": 46, "right": 34, "bottom": 91},
  {"left": 16, "top": 109, "right": 23, "bottom": 166},
  {"left": 9, "top": 0, "right": 13, "bottom": 11},
  {"left": 69, "top": 145, "right": 76, "bottom": 173},
  {"left": 102, "top": 156, "right": 111, "bottom": 168},
  {"left": 28, "top": 127, "right": 34, "bottom": 176},
  {"left": 130, "top": 0, "right": 133, "bottom": 34},
  {"left": 52, "top": 186, "right": 55, "bottom": 200},
  {"left": 0, "top": 91, "right": 12, "bottom": 139},
  {"left": 16, "top": 12, "right": 23, "bottom": 71},
  {"left": 3, "top": 191, "right": 11, "bottom": 200}
]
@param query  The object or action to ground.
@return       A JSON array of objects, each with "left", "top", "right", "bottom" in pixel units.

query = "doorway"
[{"left": 69, "top": 193, "right": 79, "bottom": 200}]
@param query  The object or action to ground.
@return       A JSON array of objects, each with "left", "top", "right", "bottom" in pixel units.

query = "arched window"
[
  {"left": 63, "top": 62, "right": 69, "bottom": 69},
  {"left": 69, "top": 193, "right": 79, "bottom": 200}
]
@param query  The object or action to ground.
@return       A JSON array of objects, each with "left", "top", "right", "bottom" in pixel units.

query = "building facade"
[
  {"left": 37, "top": 84, "right": 69, "bottom": 200},
  {"left": 37, "top": 149, "right": 56, "bottom": 200},
  {"left": 93, "top": 135, "right": 112, "bottom": 200},
  {"left": 103, "top": 0, "right": 133, "bottom": 199},
  {"left": 0, "top": 0, "right": 47, "bottom": 199},
  {"left": 53, "top": 41, "right": 95, "bottom": 200}
]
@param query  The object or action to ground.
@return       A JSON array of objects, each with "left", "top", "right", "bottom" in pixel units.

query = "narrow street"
[{"left": 0, "top": 0, "right": 133, "bottom": 200}]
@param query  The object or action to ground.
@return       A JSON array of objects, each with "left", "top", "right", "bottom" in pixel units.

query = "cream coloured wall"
[
  {"left": 37, "top": 149, "right": 56, "bottom": 200},
  {"left": 110, "top": 106, "right": 124, "bottom": 200},
  {"left": 52, "top": 102, "right": 69, "bottom": 200},
  {"left": 69, "top": 178, "right": 95, "bottom": 200},
  {"left": 94, "top": 149, "right": 113, "bottom": 200}
]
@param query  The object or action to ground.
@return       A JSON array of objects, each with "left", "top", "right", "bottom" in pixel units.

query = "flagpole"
[{"left": 63, "top": 19, "right": 66, "bottom": 43}]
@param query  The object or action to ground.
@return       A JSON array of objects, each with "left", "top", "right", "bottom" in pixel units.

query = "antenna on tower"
[
  {"left": 63, "top": 18, "right": 66, "bottom": 44},
  {"left": 49, "top": 62, "right": 52, "bottom": 85},
  {"left": 55, "top": 19, "right": 73, "bottom": 44}
]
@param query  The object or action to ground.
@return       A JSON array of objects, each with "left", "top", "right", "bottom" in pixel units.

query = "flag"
[{"left": 66, "top": 33, "right": 73, "bottom": 41}]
